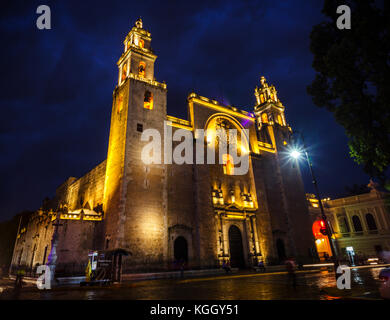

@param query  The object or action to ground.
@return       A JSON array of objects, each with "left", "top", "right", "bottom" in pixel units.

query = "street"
[{"left": 0, "top": 267, "right": 385, "bottom": 300}]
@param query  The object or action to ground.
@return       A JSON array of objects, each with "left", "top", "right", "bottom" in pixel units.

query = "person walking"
[
  {"left": 285, "top": 258, "right": 297, "bottom": 289},
  {"left": 257, "top": 260, "right": 266, "bottom": 272},
  {"left": 222, "top": 260, "right": 231, "bottom": 273},
  {"left": 13, "top": 268, "right": 25, "bottom": 299}
]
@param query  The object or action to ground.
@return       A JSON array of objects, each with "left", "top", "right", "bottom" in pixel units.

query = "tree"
[{"left": 307, "top": 0, "right": 390, "bottom": 183}]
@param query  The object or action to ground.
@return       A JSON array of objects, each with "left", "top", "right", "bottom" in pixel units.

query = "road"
[{"left": 0, "top": 267, "right": 385, "bottom": 300}]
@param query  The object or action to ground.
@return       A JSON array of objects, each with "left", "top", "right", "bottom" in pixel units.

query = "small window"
[
  {"left": 144, "top": 91, "right": 153, "bottom": 110},
  {"left": 261, "top": 113, "right": 268, "bottom": 123},
  {"left": 365, "top": 213, "right": 377, "bottom": 230},
  {"left": 352, "top": 215, "right": 363, "bottom": 232},
  {"left": 338, "top": 216, "right": 350, "bottom": 233},
  {"left": 139, "top": 61, "right": 146, "bottom": 77},
  {"left": 137, "top": 123, "right": 143, "bottom": 132},
  {"left": 139, "top": 39, "right": 144, "bottom": 48},
  {"left": 260, "top": 94, "right": 265, "bottom": 104},
  {"left": 222, "top": 154, "right": 234, "bottom": 175}
]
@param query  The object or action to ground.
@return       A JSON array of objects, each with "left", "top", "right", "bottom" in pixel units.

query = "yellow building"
[
  {"left": 307, "top": 182, "right": 390, "bottom": 264},
  {"left": 10, "top": 19, "right": 315, "bottom": 276}
]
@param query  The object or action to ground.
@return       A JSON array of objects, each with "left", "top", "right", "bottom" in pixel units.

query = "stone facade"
[
  {"left": 308, "top": 185, "right": 390, "bottom": 262},
  {"left": 10, "top": 19, "right": 315, "bottom": 276}
]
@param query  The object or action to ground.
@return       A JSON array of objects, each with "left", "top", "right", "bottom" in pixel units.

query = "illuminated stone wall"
[
  {"left": 106, "top": 77, "right": 169, "bottom": 272},
  {"left": 10, "top": 211, "right": 54, "bottom": 274},
  {"left": 167, "top": 136, "right": 196, "bottom": 267},
  {"left": 61, "top": 160, "right": 106, "bottom": 210},
  {"left": 102, "top": 79, "right": 130, "bottom": 249},
  {"left": 10, "top": 159, "right": 106, "bottom": 275},
  {"left": 55, "top": 219, "right": 103, "bottom": 275},
  {"left": 263, "top": 123, "right": 314, "bottom": 262}
]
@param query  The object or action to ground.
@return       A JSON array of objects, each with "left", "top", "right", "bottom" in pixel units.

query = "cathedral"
[{"left": 10, "top": 19, "right": 314, "bottom": 276}]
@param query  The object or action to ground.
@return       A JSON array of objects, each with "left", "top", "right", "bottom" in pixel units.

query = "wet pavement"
[{"left": 0, "top": 267, "right": 385, "bottom": 300}]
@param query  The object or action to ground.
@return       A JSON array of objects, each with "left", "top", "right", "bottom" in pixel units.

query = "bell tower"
[
  {"left": 118, "top": 17, "right": 157, "bottom": 84},
  {"left": 253, "top": 76, "right": 289, "bottom": 149},
  {"left": 252, "top": 76, "right": 314, "bottom": 261},
  {"left": 103, "top": 18, "right": 168, "bottom": 270},
  {"left": 254, "top": 76, "right": 287, "bottom": 129}
]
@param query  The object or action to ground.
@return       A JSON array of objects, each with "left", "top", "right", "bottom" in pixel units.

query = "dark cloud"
[{"left": 0, "top": 0, "right": 369, "bottom": 221}]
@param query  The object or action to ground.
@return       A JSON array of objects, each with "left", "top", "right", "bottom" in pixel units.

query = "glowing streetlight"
[
  {"left": 290, "top": 149, "right": 301, "bottom": 159},
  {"left": 289, "top": 131, "right": 339, "bottom": 277}
]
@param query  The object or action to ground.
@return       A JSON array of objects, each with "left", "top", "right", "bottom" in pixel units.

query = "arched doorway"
[
  {"left": 228, "top": 225, "right": 245, "bottom": 268},
  {"left": 174, "top": 236, "right": 188, "bottom": 262},
  {"left": 276, "top": 238, "right": 286, "bottom": 262}
]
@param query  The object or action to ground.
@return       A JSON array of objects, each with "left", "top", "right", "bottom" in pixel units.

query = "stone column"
[
  {"left": 251, "top": 215, "right": 261, "bottom": 256},
  {"left": 221, "top": 215, "right": 230, "bottom": 261}
]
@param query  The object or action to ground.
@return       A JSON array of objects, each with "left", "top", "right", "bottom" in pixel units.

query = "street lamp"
[
  {"left": 288, "top": 132, "right": 339, "bottom": 276},
  {"left": 290, "top": 149, "right": 301, "bottom": 160}
]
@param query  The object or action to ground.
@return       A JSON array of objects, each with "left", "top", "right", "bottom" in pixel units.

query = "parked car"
[{"left": 379, "top": 268, "right": 390, "bottom": 300}]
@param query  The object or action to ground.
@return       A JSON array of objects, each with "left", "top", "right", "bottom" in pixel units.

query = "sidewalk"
[
  {"left": 5, "top": 264, "right": 309, "bottom": 287},
  {"left": 7, "top": 262, "right": 386, "bottom": 288}
]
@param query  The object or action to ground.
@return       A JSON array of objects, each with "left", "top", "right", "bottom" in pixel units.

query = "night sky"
[{"left": 0, "top": 0, "right": 370, "bottom": 221}]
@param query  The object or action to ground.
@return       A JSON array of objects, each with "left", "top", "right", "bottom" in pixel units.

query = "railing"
[
  {"left": 339, "top": 229, "right": 386, "bottom": 238},
  {"left": 127, "top": 73, "right": 167, "bottom": 89}
]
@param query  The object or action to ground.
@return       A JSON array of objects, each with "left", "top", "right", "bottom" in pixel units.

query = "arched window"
[
  {"left": 138, "top": 61, "right": 146, "bottom": 77},
  {"left": 260, "top": 94, "right": 265, "bottom": 103},
  {"left": 261, "top": 113, "right": 268, "bottom": 123},
  {"left": 139, "top": 39, "right": 144, "bottom": 48},
  {"left": 222, "top": 154, "right": 234, "bottom": 175},
  {"left": 144, "top": 91, "right": 153, "bottom": 110},
  {"left": 337, "top": 216, "right": 350, "bottom": 233},
  {"left": 174, "top": 237, "right": 188, "bottom": 262},
  {"left": 276, "top": 238, "right": 286, "bottom": 262},
  {"left": 365, "top": 213, "right": 377, "bottom": 230},
  {"left": 352, "top": 215, "right": 363, "bottom": 232}
]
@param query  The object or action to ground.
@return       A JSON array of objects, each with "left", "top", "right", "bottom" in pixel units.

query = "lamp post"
[{"left": 289, "top": 132, "right": 339, "bottom": 275}]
